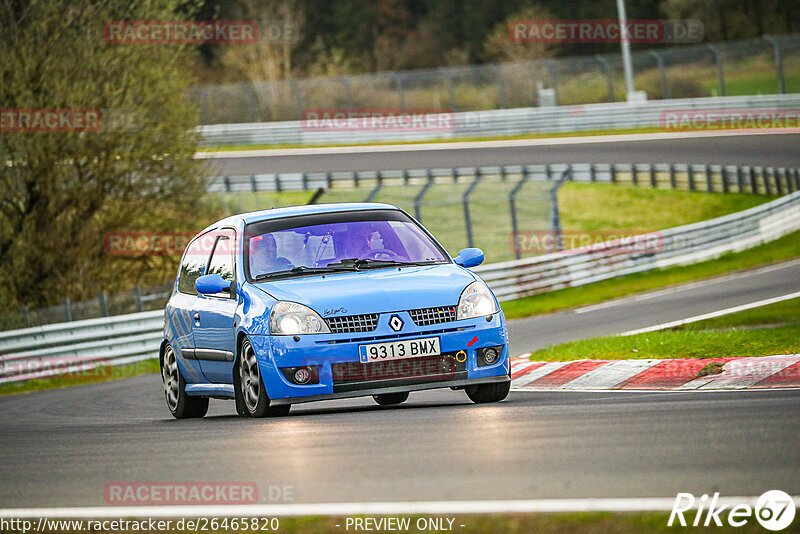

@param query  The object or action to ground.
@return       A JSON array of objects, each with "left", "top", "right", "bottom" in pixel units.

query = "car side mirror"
[
  {"left": 196, "top": 274, "right": 233, "bottom": 295},
  {"left": 454, "top": 248, "right": 484, "bottom": 268}
]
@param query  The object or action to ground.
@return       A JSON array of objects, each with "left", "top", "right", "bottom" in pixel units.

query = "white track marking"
[
  {"left": 4, "top": 496, "right": 799, "bottom": 517},
  {"left": 560, "top": 360, "right": 661, "bottom": 390},
  {"left": 677, "top": 355, "right": 800, "bottom": 390},
  {"left": 618, "top": 291, "right": 800, "bottom": 336},
  {"left": 512, "top": 361, "right": 571, "bottom": 388},
  {"left": 572, "top": 258, "right": 800, "bottom": 315},
  {"left": 196, "top": 129, "right": 800, "bottom": 159}
]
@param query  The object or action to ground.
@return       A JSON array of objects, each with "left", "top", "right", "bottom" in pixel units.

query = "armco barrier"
[
  {"left": 1, "top": 189, "right": 799, "bottom": 385},
  {"left": 198, "top": 94, "right": 800, "bottom": 147}
]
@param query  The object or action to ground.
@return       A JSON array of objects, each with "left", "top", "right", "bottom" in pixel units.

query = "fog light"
[
  {"left": 483, "top": 347, "right": 499, "bottom": 365},
  {"left": 294, "top": 367, "right": 311, "bottom": 384}
]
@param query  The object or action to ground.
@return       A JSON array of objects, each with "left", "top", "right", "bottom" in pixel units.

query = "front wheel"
[
  {"left": 373, "top": 392, "right": 409, "bottom": 405},
  {"left": 238, "top": 338, "right": 291, "bottom": 418},
  {"left": 162, "top": 344, "right": 209, "bottom": 419},
  {"left": 465, "top": 381, "right": 510, "bottom": 404}
]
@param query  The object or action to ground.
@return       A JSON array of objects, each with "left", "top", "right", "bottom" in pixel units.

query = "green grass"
[
  {"left": 686, "top": 296, "right": 800, "bottom": 330},
  {"left": 0, "top": 358, "right": 159, "bottom": 397},
  {"left": 4, "top": 512, "right": 783, "bottom": 533},
  {"left": 527, "top": 323, "right": 800, "bottom": 362},
  {"left": 526, "top": 293, "right": 800, "bottom": 362},
  {"left": 501, "top": 229, "right": 800, "bottom": 320}
]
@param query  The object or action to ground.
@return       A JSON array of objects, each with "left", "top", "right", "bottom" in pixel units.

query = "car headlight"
[
  {"left": 269, "top": 301, "right": 331, "bottom": 335},
  {"left": 457, "top": 281, "right": 498, "bottom": 320}
]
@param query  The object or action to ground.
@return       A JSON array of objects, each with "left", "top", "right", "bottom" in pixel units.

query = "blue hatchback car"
[{"left": 161, "top": 203, "right": 510, "bottom": 418}]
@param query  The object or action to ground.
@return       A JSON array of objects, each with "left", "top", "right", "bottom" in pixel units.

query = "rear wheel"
[
  {"left": 373, "top": 392, "right": 409, "bottom": 406},
  {"left": 239, "top": 338, "right": 291, "bottom": 418},
  {"left": 162, "top": 344, "right": 209, "bottom": 419},
  {"left": 465, "top": 381, "right": 510, "bottom": 404}
]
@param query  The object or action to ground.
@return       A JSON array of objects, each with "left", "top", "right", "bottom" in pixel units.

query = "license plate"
[{"left": 359, "top": 337, "right": 441, "bottom": 364}]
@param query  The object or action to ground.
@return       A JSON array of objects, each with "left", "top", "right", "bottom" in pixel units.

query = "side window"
[
  {"left": 178, "top": 238, "right": 208, "bottom": 295},
  {"left": 206, "top": 230, "right": 236, "bottom": 297}
]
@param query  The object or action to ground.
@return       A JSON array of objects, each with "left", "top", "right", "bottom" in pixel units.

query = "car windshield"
[{"left": 244, "top": 210, "right": 449, "bottom": 281}]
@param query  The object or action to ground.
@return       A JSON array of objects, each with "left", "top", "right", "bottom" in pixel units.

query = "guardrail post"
[
  {"left": 648, "top": 50, "right": 670, "bottom": 99},
  {"left": 402, "top": 169, "right": 409, "bottom": 186},
  {"left": 763, "top": 168, "right": 773, "bottom": 196},
  {"left": 669, "top": 163, "right": 677, "bottom": 189},
  {"left": 706, "top": 44, "right": 726, "bottom": 96},
  {"left": 414, "top": 169, "right": 434, "bottom": 221},
  {"left": 500, "top": 166, "right": 507, "bottom": 182},
  {"left": 764, "top": 36, "right": 786, "bottom": 94},
  {"left": 509, "top": 167, "right": 530, "bottom": 259},
  {"left": 549, "top": 167, "right": 571, "bottom": 252},
  {"left": 736, "top": 166, "right": 745, "bottom": 193},
  {"left": 595, "top": 55, "right": 615, "bottom": 102},
  {"left": 463, "top": 168, "right": 483, "bottom": 248},
  {"left": 794, "top": 169, "right": 800, "bottom": 192},
  {"left": 688, "top": 165, "right": 696, "bottom": 191},
  {"left": 632, "top": 164, "right": 639, "bottom": 186},
  {"left": 721, "top": 166, "right": 730, "bottom": 193},
  {"left": 391, "top": 72, "right": 407, "bottom": 110},
  {"left": 223, "top": 176, "right": 231, "bottom": 193},
  {"left": 301, "top": 172, "right": 308, "bottom": 190},
  {"left": 98, "top": 292, "right": 108, "bottom": 317},
  {"left": 773, "top": 168, "right": 783, "bottom": 196},
  {"left": 705, "top": 164, "right": 714, "bottom": 193},
  {"left": 325, "top": 172, "right": 332, "bottom": 189},
  {"left": 23, "top": 306, "right": 31, "bottom": 328},
  {"left": 250, "top": 175, "right": 258, "bottom": 192},
  {"left": 610, "top": 163, "right": 617, "bottom": 183},
  {"left": 590, "top": 162, "right": 597, "bottom": 182},
  {"left": 749, "top": 166, "right": 758, "bottom": 194},
  {"left": 365, "top": 171, "right": 383, "bottom": 202},
  {"left": 275, "top": 174, "right": 283, "bottom": 193},
  {"left": 62, "top": 298, "right": 72, "bottom": 322},
  {"left": 133, "top": 286, "right": 143, "bottom": 313},
  {"left": 650, "top": 164, "right": 657, "bottom": 188}
]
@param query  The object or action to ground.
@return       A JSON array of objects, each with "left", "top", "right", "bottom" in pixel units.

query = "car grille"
[
  {"left": 332, "top": 353, "right": 468, "bottom": 393},
  {"left": 409, "top": 306, "right": 457, "bottom": 326},
  {"left": 325, "top": 314, "right": 379, "bottom": 334}
]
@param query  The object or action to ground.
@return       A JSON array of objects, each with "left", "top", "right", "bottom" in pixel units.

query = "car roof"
[{"left": 201, "top": 202, "right": 400, "bottom": 233}]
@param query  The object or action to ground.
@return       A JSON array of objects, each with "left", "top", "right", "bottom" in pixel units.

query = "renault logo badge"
[{"left": 389, "top": 315, "right": 404, "bottom": 332}]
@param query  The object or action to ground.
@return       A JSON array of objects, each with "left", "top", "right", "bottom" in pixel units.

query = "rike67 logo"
[{"left": 669, "top": 490, "right": 796, "bottom": 530}]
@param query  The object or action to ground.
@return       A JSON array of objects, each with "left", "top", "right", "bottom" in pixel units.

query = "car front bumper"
[{"left": 250, "top": 311, "right": 510, "bottom": 403}]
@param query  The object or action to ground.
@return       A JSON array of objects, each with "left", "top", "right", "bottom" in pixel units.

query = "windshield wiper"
[
  {"left": 254, "top": 265, "right": 356, "bottom": 281},
  {"left": 326, "top": 258, "right": 446, "bottom": 270}
]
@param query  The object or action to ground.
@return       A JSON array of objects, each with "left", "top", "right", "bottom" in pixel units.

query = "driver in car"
[{"left": 250, "top": 233, "right": 292, "bottom": 277}]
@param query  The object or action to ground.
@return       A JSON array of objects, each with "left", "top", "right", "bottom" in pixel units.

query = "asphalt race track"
[
  {"left": 1, "top": 133, "right": 799, "bottom": 511},
  {"left": 1, "top": 261, "right": 799, "bottom": 508},
  {"left": 207, "top": 133, "right": 800, "bottom": 175}
]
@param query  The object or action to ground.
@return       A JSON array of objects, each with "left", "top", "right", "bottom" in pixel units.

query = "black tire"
[
  {"left": 238, "top": 337, "right": 291, "bottom": 418},
  {"left": 465, "top": 381, "right": 510, "bottom": 404},
  {"left": 373, "top": 392, "right": 409, "bottom": 406},
  {"left": 162, "top": 343, "right": 209, "bottom": 419}
]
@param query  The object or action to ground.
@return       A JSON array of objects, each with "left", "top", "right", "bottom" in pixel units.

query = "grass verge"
[
  {"left": 0, "top": 358, "right": 159, "bottom": 397},
  {"left": 501, "top": 229, "right": 800, "bottom": 320},
  {"left": 525, "top": 296, "right": 800, "bottom": 362}
]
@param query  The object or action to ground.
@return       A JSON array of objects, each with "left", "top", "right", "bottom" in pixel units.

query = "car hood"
[{"left": 252, "top": 263, "right": 477, "bottom": 317}]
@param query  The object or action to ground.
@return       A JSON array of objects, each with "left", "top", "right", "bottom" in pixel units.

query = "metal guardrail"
[
  {"left": 2, "top": 181, "right": 799, "bottom": 385},
  {"left": 198, "top": 94, "right": 800, "bottom": 147},
  {"left": 475, "top": 189, "right": 800, "bottom": 300}
]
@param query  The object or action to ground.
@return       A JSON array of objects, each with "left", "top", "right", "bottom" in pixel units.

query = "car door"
[
  {"left": 192, "top": 228, "right": 238, "bottom": 384},
  {"left": 166, "top": 236, "right": 209, "bottom": 383}
]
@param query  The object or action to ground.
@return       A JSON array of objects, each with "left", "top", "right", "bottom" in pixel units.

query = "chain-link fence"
[
  {"left": 194, "top": 34, "right": 800, "bottom": 125},
  {"left": 0, "top": 282, "right": 172, "bottom": 332}
]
